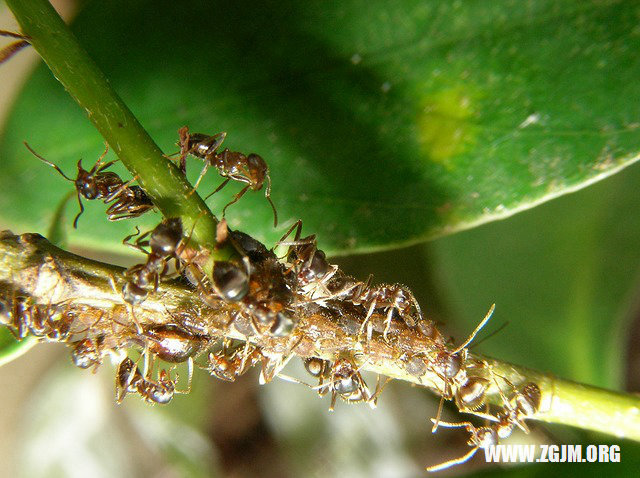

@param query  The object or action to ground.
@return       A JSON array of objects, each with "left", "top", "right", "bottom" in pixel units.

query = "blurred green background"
[{"left": 1, "top": 0, "right": 639, "bottom": 476}]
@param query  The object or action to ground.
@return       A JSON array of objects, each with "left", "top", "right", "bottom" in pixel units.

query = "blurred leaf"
[
  {"left": 0, "top": 329, "right": 36, "bottom": 366},
  {"left": 1, "top": 0, "right": 640, "bottom": 255},
  {"left": 430, "top": 160, "right": 640, "bottom": 390}
]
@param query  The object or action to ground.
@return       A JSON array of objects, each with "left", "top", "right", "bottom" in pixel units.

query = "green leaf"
[
  {"left": 0, "top": 328, "right": 37, "bottom": 366},
  {"left": 430, "top": 156, "right": 640, "bottom": 390},
  {"left": 2, "top": 0, "right": 640, "bottom": 256}
]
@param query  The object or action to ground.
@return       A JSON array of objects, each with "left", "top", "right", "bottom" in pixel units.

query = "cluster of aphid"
[{"left": 1, "top": 31, "right": 541, "bottom": 472}]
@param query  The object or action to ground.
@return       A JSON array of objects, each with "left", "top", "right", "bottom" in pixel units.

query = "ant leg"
[
  {"left": 220, "top": 184, "right": 250, "bottom": 218},
  {"left": 358, "top": 300, "right": 377, "bottom": 341},
  {"left": 367, "top": 375, "right": 393, "bottom": 409},
  {"left": 72, "top": 193, "right": 85, "bottom": 229},
  {"left": 93, "top": 143, "right": 116, "bottom": 173},
  {"left": 187, "top": 162, "right": 214, "bottom": 196},
  {"left": 264, "top": 174, "right": 278, "bottom": 227},
  {"left": 432, "top": 394, "right": 447, "bottom": 433},
  {"left": 122, "top": 227, "right": 152, "bottom": 254},
  {"left": 203, "top": 177, "right": 230, "bottom": 201},
  {"left": 426, "top": 447, "right": 479, "bottom": 473},
  {"left": 0, "top": 30, "right": 30, "bottom": 65},
  {"left": 177, "top": 126, "right": 190, "bottom": 174},
  {"left": 104, "top": 174, "right": 139, "bottom": 202},
  {"left": 382, "top": 307, "right": 395, "bottom": 340}
]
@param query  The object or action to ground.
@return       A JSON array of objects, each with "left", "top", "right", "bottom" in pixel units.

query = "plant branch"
[
  {"left": 4, "top": 0, "right": 236, "bottom": 264},
  {"left": 2, "top": 230, "right": 639, "bottom": 441}
]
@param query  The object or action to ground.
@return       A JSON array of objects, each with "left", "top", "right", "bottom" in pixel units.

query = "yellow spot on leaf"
[{"left": 417, "top": 87, "right": 477, "bottom": 166}]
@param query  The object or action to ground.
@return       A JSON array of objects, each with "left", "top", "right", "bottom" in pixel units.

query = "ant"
[
  {"left": 0, "top": 30, "right": 30, "bottom": 66},
  {"left": 70, "top": 336, "right": 106, "bottom": 371},
  {"left": 277, "top": 221, "right": 424, "bottom": 340},
  {"left": 3, "top": 294, "right": 77, "bottom": 342},
  {"left": 276, "top": 220, "right": 339, "bottom": 303},
  {"left": 466, "top": 375, "right": 542, "bottom": 439},
  {"left": 25, "top": 142, "right": 153, "bottom": 228},
  {"left": 206, "top": 341, "right": 262, "bottom": 382},
  {"left": 430, "top": 304, "right": 495, "bottom": 432},
  {"left": 425, "top": 419, "right": 499, "bottom": 472},
  {"left": 115, "top": 355, "right": 187, "bottom": 405},
  {"left": 282, "top": 356, "right": 387, "bottom": 411},
  {"left": 426, "top": 380, "right": 542, "bottom": 472},
  {"left": 209, "top": 224, "right": 297, "bottom": 338},
  {"left": 121, "top": 218, "right": 184, "bottom": 305},
  {"left": 177, "top": 126, "right": 278, "bottom": 226}
]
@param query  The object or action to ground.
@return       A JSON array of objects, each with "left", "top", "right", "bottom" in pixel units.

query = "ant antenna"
[
  {"left": 470, "top": 321, "right": 509, "bottom": 350},
  {"left": 451, "top": 304, "right": 495, "bottom": 355},
  {"left": 24, "top": 142, "right": 73, "bottom": 182}
]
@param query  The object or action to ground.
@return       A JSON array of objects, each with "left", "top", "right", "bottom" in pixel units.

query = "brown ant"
[
  {"left": 426, "top": 380, "right": 542, "bottom": 472},
  {"left": 276, "top": 220, "right": 338, "bottom": 303},
  {"left": 25, "top": 142, "right": 153, "bottom": 228},
  {"left": 0, "top": 30, "right": 30, "bottom": 65},
  {"left": 277, "top": 221, "right": 424, "bottom": 339},
  {"left": 426, "top": 419, "right": 499, "bottom": 472},
  {"left": 282, "top": 356, "right": 387, "bottom": 411},
  {"left": 209, "top": 224, "right": 297, "bottom": 338},
  {"left": 467, "top": 376, "right": 541, "bottom": 439},
  {"left": 70, "top": 336, "right": 106, "bottom": 371},
  {"left": 121, "top": 218, "right": 184, "bottom": 305},
  {"left": 115, "top": 355, "right": 186, "bottom": 405},
  {"left": 3, "top": 295, "right": 78, "bottom": 342},
  {"left": 177, "top": 126, "right": 278, "bottom": 226},
  {"left": 430, "top": 304, "right": 495, "bottom": 432},
  {"left": 206, "top": 341, "right": 262, "bottom": 382}
]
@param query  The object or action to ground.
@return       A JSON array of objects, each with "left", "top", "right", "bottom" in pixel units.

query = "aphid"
[
  {"left": 121, "top": 218, "right": 184, "bottom": 305},
  {"left": 25, "top": 142, "right": 152, "bottom": 227},
  {"left": 178, "top": 126, "right": 278, "bottom": 226},
  {"left": 0, "top": 30, "right": 30, "bottom": 65},
  {"left": 426, "top": 420, "right": 499, "bottom": 472}
]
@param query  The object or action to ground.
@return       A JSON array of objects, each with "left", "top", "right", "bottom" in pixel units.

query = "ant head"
[
  {"left": 75, "top": 159, "right": 102, "bottom": 199},
  {"left": 436, "top": 351, "right": 462, "bottom": 379}
]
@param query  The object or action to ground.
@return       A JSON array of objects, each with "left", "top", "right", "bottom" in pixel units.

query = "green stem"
[
  {"left": 3, "top": 230, "right": 640, "bottom": 442},
  {"left": 5, "top": 0, "right": 235, "bottom": 263},
  {"left": 482, "top": 358, "right": 640, "bottom": 441}
]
